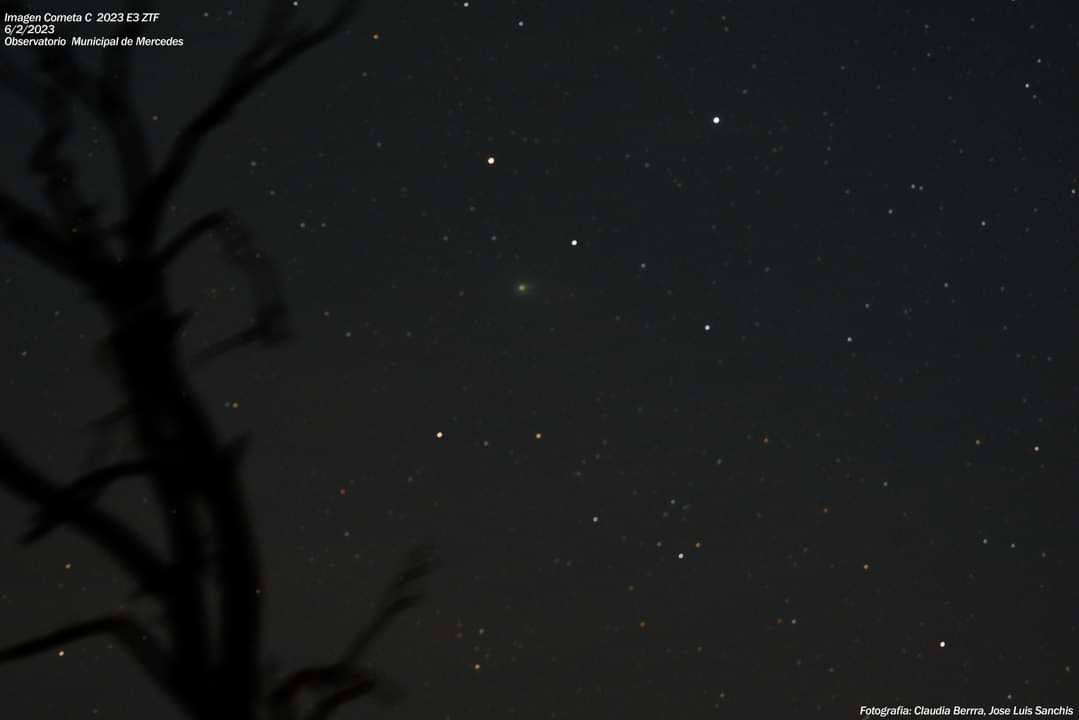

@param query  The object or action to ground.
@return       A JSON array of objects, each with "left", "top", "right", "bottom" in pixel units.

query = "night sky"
[{"left": 2, "top": 1, "right": 1078, "bottom": 718}]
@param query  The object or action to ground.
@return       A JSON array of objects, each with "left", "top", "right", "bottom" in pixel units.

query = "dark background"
[{"left": 2, "top": 1, "right": 1077, "bottom": 717}]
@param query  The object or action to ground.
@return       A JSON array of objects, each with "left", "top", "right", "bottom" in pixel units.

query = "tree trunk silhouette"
[{"left": 0, "top": 3, "right": 432, "bottom": 718}]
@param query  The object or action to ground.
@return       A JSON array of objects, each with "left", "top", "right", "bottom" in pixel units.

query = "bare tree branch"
[
  {"left": 304, "top": 672, "right": 378, "bottom": 720},
  {"left": 0, "top": 54, "right": 109, "bottom": 278},
  {"left": 157, "top": 209, "right": 293, "bottom": 367},
  {"left": 132, "top": 0, "right": 365, "bottom": 251},
  {"left": 157, "top": 210, "right": 233, "bottom": 267},
  {"left": 0, "top": 189, "right": 86, "bottom": 281},
  {"left": 0, "top": 1, "right": 150, "bottom": 219},
  {"left": 336, "top": 545, "right": 433, "bottom": 666},
  {"left": 158, "top": 209, "right": 291, "bottom": 363},
  {"left": 30, "top": 97, "right": 100, "bottom": 225},
  {"left": 39, "top": 47, "right": 152, "bottom": 212},
  {"left": 268, "top": 546, "right": 433, "bottom": 715},
  {"left": 21, "top": 461, "right": 156, "bottom": 543},
  {"left": 0, "top": 439, "right": 166, "bottom": 588},
  {"left": 0, "top": 3, "right": 428, "bottom": 717},
  {"left": 95, "top": 1, "right": 152, "bottom": 209},
  {"left": 275, "top": 666, "right": 405, "bottom": 720},
  {"left": 0, "top": 614, "right": 175, "bottom": 700},
  {"left": 183, "top": 214, "right": 291, "bottom": 365}
]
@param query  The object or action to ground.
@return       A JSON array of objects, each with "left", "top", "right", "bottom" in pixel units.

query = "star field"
[{"left": 1, "top": 1, "right": 1078, "bottom": 718}]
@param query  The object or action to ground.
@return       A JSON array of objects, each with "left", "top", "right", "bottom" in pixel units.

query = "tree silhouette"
[{"left": 0, "top": 3, "right": 432, "bottom": 719}]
